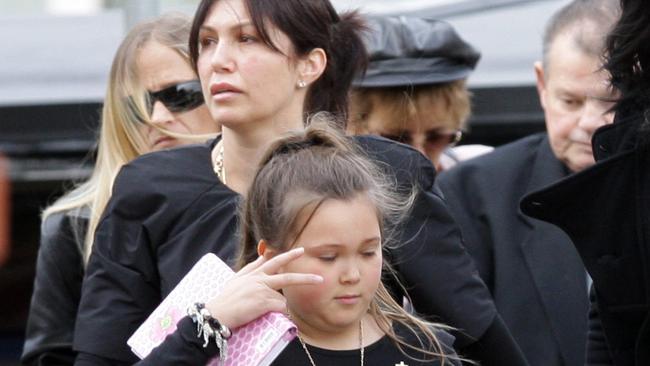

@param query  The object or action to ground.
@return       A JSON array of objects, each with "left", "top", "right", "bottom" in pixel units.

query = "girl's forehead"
[{"left": 291, "top": 196, "right": 382, "bottom": 247}]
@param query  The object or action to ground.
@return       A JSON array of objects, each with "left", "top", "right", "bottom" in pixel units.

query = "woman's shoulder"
[
  {"left": 352, "top": 134, "right": 436, "bottom": 187},
  {"left": 113, "top": 140, "right": 219, "bottom": 204},
  {"left": 123, "top": 140, "right": 215, "bottom": 181}
]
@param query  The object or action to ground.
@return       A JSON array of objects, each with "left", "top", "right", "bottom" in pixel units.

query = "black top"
[
  {"left": 272, "top": 323, "right": 460, "bottom": 366},
  {"left": 74, "top": 136, "right": 519, "bottom": 365},
  {"left": 83, "top": 314, "right": 460, "bottom": 365},
  {"left": 22, "top": 209, "right": 87, "bottom": 365}
]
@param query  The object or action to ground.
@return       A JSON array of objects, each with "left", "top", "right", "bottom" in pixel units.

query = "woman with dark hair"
[
  {"left": 74, "top": 0, "right": 525, "bottom": 365},
  {"left": 521, "top": 0, "right": 650, "bottom": 364}
]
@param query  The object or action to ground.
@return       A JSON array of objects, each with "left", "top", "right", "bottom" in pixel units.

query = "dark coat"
[
  {"left": 521, "top": 115, "right": 650, "bottom": 366},
  {"left": 73, "top": 136, "right": 525, "bottom": 365},
  {"left": 22, "top": 209, "right": 87, "bottom": 365},
  {"left": 438, "top": 133, "right": 589, "bottom": 366}
]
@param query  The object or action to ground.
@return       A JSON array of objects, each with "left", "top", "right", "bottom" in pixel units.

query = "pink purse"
[{"left": 127, "top": 253, "right": 297, "bottom": 365}]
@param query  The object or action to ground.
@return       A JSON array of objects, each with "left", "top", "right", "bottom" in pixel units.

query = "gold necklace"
[
  {"left": 212, "top": 139, "right": 226, "bottom": 184},
  {"left": 297, "top": 320, "right": 364, "bottom": 366}
]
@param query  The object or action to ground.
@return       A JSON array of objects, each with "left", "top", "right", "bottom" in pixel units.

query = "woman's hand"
[{"left": 205, "top": 247, "right": 321, "bottom": 329}]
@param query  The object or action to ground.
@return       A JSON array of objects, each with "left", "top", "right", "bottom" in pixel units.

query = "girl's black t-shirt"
[{"left": 272, "top": 323, "right": 460, "bottom": 366}]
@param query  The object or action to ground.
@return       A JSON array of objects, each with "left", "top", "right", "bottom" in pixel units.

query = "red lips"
[{"left": 210, "top": 82, "right": 242, "bottom": 96}]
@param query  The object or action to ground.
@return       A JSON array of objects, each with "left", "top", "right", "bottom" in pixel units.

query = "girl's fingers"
[
  {"left": 256, "top": 247, "right": 305, "bottom": 275},
  {"left": 237, "top": 255, "right": 266, "bottom": 276},
  {"left": 263, "top": 297, "right": 288, "bottom": 314},
  {"left": 264, "top": 272, "right": 323, "bottom": 290}
]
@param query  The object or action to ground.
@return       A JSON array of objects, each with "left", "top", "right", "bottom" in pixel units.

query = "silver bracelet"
[{"left": 187, "top": 302, "right": 230, "bottom": 363}]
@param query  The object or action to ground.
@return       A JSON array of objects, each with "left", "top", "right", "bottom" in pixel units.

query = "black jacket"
[
  {"left": 521, "top": 114, "right": 650, "bottom": 365},
  {"left": 73, "top": 136, "right": 525, "bottom": 365},
  {"left": 438, "top": 134, "right": 589, "bottom": 366},
  {"left": 22, "top": 209, "right": 87, "bottom": 365}
]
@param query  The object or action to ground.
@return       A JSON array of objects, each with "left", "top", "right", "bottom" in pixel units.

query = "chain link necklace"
[
  {"left": 211, "top": 140, "right": 226, "bottom": 184},
  {"left": 296, "top": 320, "right": 364, "bottom": 366}
]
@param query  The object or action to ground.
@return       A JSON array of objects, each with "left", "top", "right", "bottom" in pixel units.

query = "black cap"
[{"left": 355, "top": 16, "right": 481, "bottom": 88}]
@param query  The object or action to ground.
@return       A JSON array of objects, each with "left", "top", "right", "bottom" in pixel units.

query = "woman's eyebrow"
[{"left": 200, "top": 21, "right": 254, "bottom": 34}]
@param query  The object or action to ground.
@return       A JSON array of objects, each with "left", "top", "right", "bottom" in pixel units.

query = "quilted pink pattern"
[{"left": 128, "top": 253, "right": 296, "bottom": 366}]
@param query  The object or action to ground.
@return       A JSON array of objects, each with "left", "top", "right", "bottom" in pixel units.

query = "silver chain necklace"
[{"left": 296, "top": 320, "right": 364, "bottom": 366}]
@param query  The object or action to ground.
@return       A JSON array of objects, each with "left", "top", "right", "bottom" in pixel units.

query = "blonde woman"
[{"left": 21, "top": 13, "right": 219, "bottom": 366}]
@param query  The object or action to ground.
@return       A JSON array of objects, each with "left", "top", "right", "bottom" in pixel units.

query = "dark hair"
[
  {"left": 542, "top": 0, "right": 619, "bottom": 70},
  {"left": 189, "top": 0, "right": 368, "bottom": 125},
  {"left": 604, "top": 0, "right": 650, "bottom": 115},
  {"left": 236, "top": 114, "right": 457, "bottom": 363}
]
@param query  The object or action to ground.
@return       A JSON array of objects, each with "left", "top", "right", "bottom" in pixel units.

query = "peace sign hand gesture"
[{"left": 205, "top": 247, "right": 321, "bottom": 329}]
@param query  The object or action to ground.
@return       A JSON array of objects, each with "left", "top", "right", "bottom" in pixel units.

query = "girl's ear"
[{"left": 257, "top": 239, "right": 277, "bottom": 259}]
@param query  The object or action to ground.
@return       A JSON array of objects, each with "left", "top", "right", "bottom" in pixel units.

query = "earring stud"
[{"left": 298, "top": 80, "right": 307, "bottom": 88}]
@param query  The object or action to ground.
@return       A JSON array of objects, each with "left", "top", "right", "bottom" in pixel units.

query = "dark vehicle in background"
[{"left": 0, "top": 0, "right": 567, "bottom": 364}]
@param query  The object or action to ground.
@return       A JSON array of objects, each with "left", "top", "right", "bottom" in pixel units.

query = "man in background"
[{"left": 438, "top": 1, "right": 620, "bottom": 365}]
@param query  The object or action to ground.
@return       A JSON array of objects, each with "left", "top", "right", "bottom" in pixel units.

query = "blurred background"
[{"left": 0, "top": 0, "right": 569, "bottom": 364}]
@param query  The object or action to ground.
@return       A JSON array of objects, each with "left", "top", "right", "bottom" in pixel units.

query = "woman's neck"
[
  {"left": 220, "top": 117, "right": 304, "bottom": 195},
  {"left": 294, "top": 313, "right": 384, "bottom": 350}
]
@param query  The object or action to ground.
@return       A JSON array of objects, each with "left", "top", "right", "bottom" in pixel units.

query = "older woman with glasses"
[
  {"left": 21, "top": 13, "right": 219, "bottom": 366},
  {"left": 348, "top": 16, "right": 492, "bottom": 171}
]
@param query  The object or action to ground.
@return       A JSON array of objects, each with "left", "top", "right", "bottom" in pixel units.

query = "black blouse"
[{"left": 73, "top": 136, "right": 509, "bottom": 365}]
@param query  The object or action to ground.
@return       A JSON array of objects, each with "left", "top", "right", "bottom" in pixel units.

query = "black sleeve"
[
  {"left": 391, "top": 178, "right": 496, "bottom": 345},
  {"left": 22, "top": 212, "right": 85, "bottom": 366},
  {"left": 74, "top": 166, "right": 165, "bottom": 364},
  {"left": 75, "top": 317, "right": 219, "bottom": 365},
  {"left": 383, "top": 152, "right": 495, "bottom": 344},
  {"left": 356, "top": 137, "right": 526, "bottom": 365},
  {"left": 585, "top": 288, "right": 614, "bottom": 366}
]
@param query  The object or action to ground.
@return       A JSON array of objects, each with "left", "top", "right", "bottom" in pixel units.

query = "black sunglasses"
[
  {"left": 126, "top": 80, "right": 205, "bottom": 123},
  {"left": 147, "top": 79, "right": 205, "bottom": 114}
]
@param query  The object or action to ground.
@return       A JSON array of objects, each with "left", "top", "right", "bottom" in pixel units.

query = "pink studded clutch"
[{"left": 127, "top": 253, "right": 297, "bottom": 365}]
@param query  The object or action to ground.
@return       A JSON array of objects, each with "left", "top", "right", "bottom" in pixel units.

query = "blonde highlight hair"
[
  {"left": 237, "top": 114, "right": 459, "bottom": 363},
  {"left": 348, "top": 80, "right": 471, "bottom": 135},
  {"left": 42, "top": 13, "right": 203, "bottom": 264}
]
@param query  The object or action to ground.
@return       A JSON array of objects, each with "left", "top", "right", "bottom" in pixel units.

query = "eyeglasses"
[
  {"left": 381, "top": 129, "right": 463, "bottom": 148},
  {"left": 147, "top": 79, "right": 204, "bottom": 114}
]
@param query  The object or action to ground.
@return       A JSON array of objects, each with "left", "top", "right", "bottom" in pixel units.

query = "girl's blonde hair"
[
  {"left": 237, "top": 114, "right": 458, "bottom": 363},
  {"left": 43, "top": 13, "right": 202, "bottom": 263}
]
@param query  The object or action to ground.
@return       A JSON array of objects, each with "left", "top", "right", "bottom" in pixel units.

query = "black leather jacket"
[{"left": 22, "top": 208, "right": 87, "bottom": 365}]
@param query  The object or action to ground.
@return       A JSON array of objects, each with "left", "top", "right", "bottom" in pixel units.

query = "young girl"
[{"left": 239, "top": 118, "right": 461, "bottom": 365}]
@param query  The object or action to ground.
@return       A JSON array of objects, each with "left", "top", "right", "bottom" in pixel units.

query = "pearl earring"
[{"left": 298, "top": 80, "right": 307, "bottom": 88}]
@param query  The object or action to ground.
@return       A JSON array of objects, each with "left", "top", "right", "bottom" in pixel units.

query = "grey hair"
[{"left": 542, "top": 0, "right": 620, "bottom": 72}]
